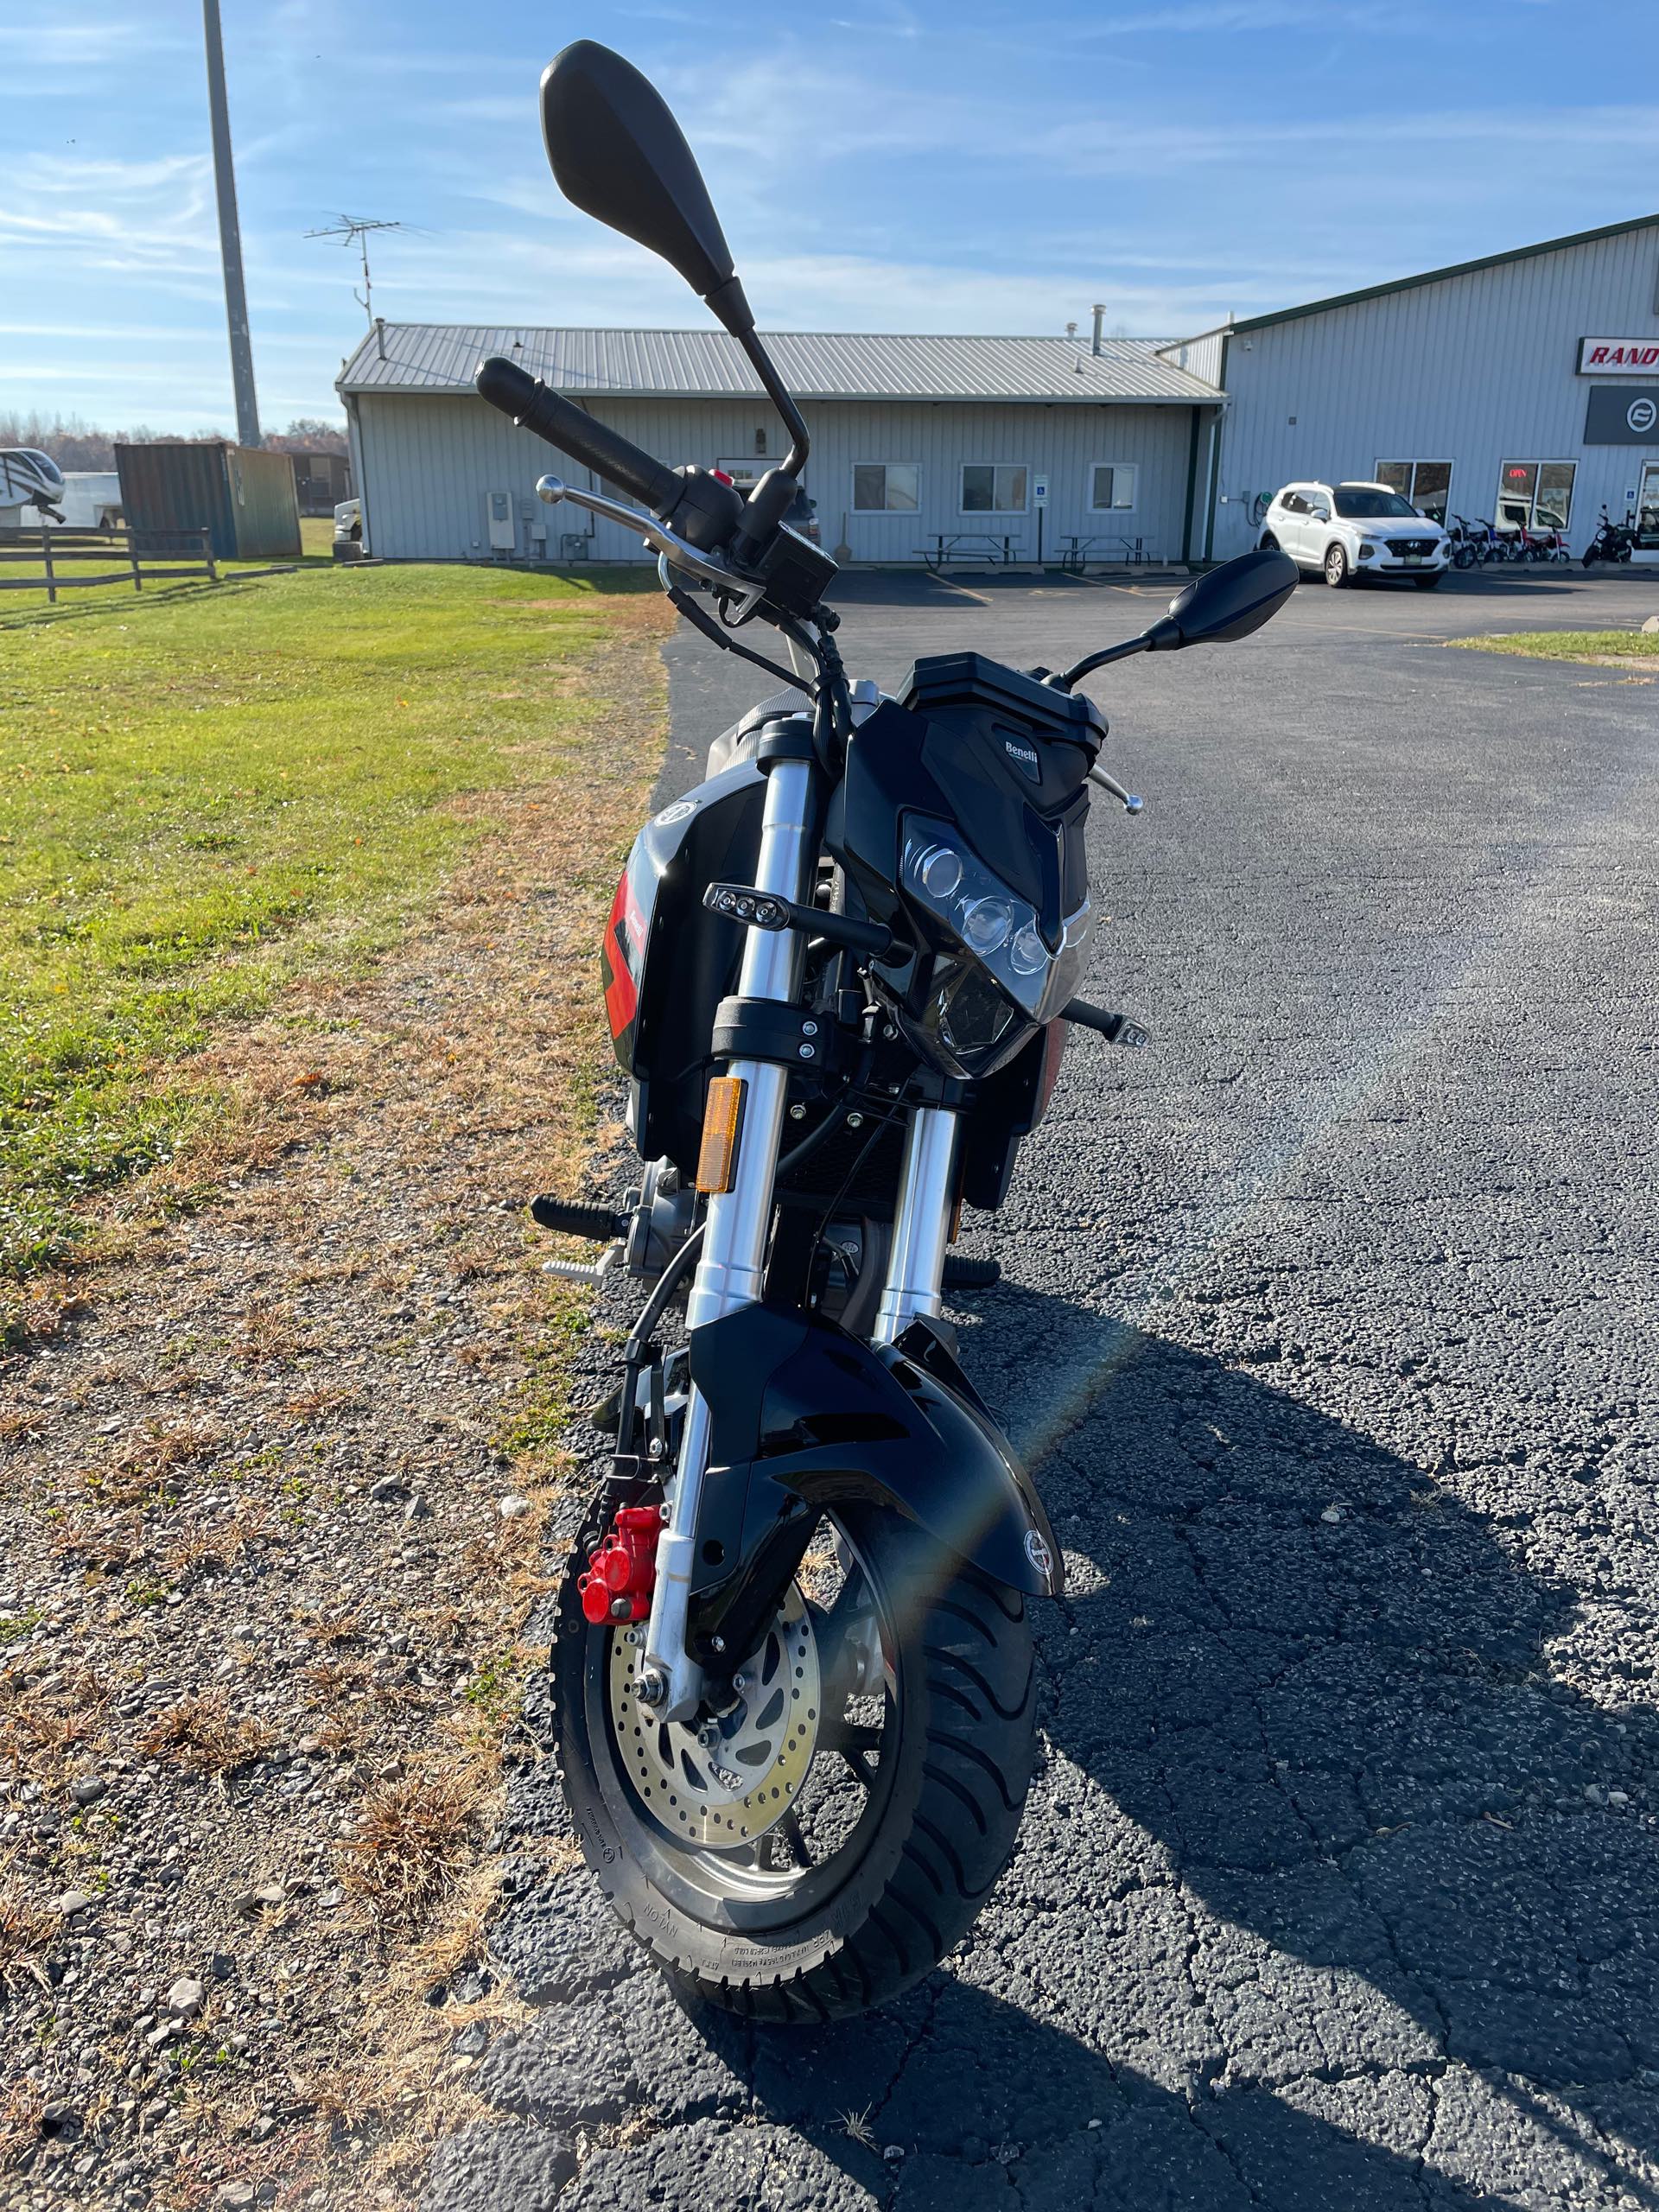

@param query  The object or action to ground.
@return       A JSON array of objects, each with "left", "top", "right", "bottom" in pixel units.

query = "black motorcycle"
[
  {"left": 475, "top": 40, "right": 1297, "bottom": 2021},
  {"left": 1583, "top": 505, "right": 1636, "bottom": 565}
]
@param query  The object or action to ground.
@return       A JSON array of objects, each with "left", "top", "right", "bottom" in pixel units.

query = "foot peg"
[
  {"left": 1061, "top": 1000, "right": 1151, "bottom": 1049},
  {"left": 530, "top": 1195, "right": 629, "bottom": 1241},
  {"left": 943, "top": 1255, "right": 1001, "bottom": 1290}
]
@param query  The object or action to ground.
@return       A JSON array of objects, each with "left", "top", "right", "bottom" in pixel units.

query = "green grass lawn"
[
  {"left": 1, "top": 561, "right": 650, "bottom": 1276},
  {"left": 1450, "top": 627, "right": 1659, "bottom": 661}
]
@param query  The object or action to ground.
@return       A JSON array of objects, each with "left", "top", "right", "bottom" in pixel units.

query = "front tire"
[
  {"left": 552, "top": 1503, "right": 1036, "bottom": 2021},
  {"left": 1324, "top": 542, "right": 1351, "bottom": 588}
]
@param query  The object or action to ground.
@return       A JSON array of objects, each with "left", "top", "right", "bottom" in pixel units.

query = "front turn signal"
[{"left": 696, "top": 1076, "right": 747, "bottom": 1194}]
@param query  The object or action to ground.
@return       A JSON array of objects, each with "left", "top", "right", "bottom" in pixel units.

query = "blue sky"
[{"left": 7, "top": 0, "right": 1658, "bottom": 435}]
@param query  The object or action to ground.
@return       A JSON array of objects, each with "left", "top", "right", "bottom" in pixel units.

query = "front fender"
[{"left": 685, "top": 1303, "right": 1061, "bottom": 1600}]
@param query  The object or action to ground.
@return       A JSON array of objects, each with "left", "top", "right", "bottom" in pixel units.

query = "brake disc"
[{"left": 607, "top": 1587, "right": 821, "bottom": 1847}]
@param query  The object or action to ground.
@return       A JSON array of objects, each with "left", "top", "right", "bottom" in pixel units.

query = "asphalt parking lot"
[{"left": 438, "top": 565, "right": 1659, "bottom": 2211}]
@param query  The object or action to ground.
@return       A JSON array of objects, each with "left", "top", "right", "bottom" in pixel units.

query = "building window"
[
  {"left": 852, "top": 463, "right": 919, "bottom": 512},
  {"left": 1496, "top": 460, "right": 1576, "bottom": 534},
  {"left": 1375, "top": 460, "right": 1453, "bottom": 524},
  {"left": 960, "top": 462, "right": 1027, "bottom": 514},
  {"left": 1088, "top": 464, "right": 1138, "bottom": 512}
]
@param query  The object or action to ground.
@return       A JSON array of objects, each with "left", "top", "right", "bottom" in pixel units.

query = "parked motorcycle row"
[{"left": 1445, "top": 505, "right": 1637, "bottom": 569}]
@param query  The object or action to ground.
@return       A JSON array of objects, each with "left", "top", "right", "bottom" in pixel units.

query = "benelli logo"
[{"left": 1004, "top": 739, "right": 1039, "bottom": 767}]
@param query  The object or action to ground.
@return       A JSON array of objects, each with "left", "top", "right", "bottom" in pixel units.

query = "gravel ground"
[
  {"left": 440, "top": 567, "right": 1659, "bottom": 2209},
  {"left": 0, "top": 610, "right": 668, "bottom": 2211}
]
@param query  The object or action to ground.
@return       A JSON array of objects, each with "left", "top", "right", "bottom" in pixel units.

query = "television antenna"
[{"left": 303, "top": 214, "right": 413, "bottom": 323}]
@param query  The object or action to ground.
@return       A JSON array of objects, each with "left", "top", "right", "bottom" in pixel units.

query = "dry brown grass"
[
  {"left": 231, "top": 1300, "right": 307, "bottom": 1366},
  {"left": 284, "top": 1383, "right": 362, "bottom": 1420},
  {"left": 83, "top": 1419, "right": 223, "bottom": 1506},
  {"left": 0, "top": 1862, "right": 54, "bottom": 1991},
  {"left": 138, "top": 1693, "right": 274, "bottom": 1775},
  {"left": 0, "top": 1672, "right": 109, "bottom": 1787},
  {"left": 301, "top": 1610, "right": 364, "bottom": 1649},
  {"left": 336, "top": 1757, "right": 491, "bottom": 1928},
  {"left": 0, "top": 1287, "right": 92, "bottom": 1351}
]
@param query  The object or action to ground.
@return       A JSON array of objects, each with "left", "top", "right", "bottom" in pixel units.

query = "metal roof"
[
  {"left": 338, "top": 324, "right": 1222, "bottom": 405},
  {"left": 1169, "top": 211, "right": 1659, "bottom": 343}
]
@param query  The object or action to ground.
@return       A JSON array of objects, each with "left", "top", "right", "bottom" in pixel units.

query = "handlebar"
[{"left": 475, "top": 354, "right": 678, "bottom": 514}]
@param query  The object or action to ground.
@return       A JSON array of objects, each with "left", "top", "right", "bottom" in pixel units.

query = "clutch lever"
[
  {"left": 1088, "top": 762, "right": 1143, "bottom": 815},
  {"left": 537, "top": 476, "right": 763, "bottom": 607}
]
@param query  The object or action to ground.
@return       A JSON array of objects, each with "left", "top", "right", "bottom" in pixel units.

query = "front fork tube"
[
  {"left": 873, "top": 1105, "right": 961, "bottom": 1346},
  {"left": 642, "top": 759, "right": 813, "bottom": 1720}
]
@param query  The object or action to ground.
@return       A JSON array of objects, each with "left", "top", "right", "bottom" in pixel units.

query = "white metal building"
[
  {"left": 1165, "top": 213, "right": 1659, "bottom": 564},
  {"left": 337, "top": 326, "right": 1223, "bottom": 569}
]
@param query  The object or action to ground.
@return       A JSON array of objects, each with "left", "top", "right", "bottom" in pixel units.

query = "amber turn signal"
[{"left": 696, "top": 1076, "right": 746, "bottom": 1194}]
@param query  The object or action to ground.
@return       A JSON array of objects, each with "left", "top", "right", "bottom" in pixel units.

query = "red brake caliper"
[{"left": 578, "top": 1504, "right": 661, "bottom": 1625}]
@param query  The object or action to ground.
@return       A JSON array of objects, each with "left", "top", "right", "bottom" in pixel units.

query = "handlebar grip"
[{"left": 474, "top": 355, "right": 678, "bottom": 515}]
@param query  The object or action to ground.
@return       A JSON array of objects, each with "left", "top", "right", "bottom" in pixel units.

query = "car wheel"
[
  {"left": 1414, "top": 574, "right": 1442, "bottom": 590},
  {"left": 1323, "top": 542, "right": 1350, "bottom": 588},
  {"left": 1258, "top": 532, "right": 1279, "bottom": 552}
]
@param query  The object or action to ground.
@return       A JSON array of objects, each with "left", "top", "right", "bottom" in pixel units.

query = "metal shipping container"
[{"left": 115, "top": 441, "right": 302, "bottom": 560}]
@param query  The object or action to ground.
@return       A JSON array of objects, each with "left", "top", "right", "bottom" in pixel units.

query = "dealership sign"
[
  {"left": 1585, "top": 385, "right": 1659, "bottom": 443},
  {"left": 1578, "top": 337, "right": 1659, "bottom": 374}
]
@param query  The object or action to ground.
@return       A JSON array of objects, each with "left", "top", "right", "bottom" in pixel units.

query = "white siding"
[
  {"left": 353, "top": 392, "right": 1207, "bottom": 567},
  {"left": 1159, "top": 330, "right": 1227, "bottom": 388},
  {"left": 1208, "top": 221, "right": 1659, "bottom": 559}
]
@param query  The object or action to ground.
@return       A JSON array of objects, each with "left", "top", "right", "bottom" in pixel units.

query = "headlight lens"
[
  {"left": 900, "top": 814, "right": 1092, "bottom": 1021},
  {"left": 961, "top": 897, "right": 1012, "bottom": 954},
  {"left": 1009, "top": 921, "right": 1047, "bottom": 976},
  {"left": 916, "top": 842, "right": 964, "bottom": 899}
]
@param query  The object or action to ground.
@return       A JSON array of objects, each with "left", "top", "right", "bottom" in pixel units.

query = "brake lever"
[
  {"left": 1088, "top": 763, "right": 1143, "bottom": 814},
  {"left": 537, "top": 476, "right": 763, "bottom": 604}
]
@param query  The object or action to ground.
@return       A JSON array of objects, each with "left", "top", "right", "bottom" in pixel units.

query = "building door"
[{"left": 1636, "top": 461, "right": 1659, "bottom": 558}]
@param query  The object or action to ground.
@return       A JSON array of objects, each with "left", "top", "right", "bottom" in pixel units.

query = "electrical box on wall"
[{"left": 486, "top": 491, "right": 515, "bottom": 552}]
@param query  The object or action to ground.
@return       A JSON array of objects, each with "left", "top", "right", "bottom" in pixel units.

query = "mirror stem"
[
  {"left": 1052, "top": 634, "right": 1150, "bottom": 690},
  {"left": 733, "top": 325, "right": 810, "bottom": 476}
]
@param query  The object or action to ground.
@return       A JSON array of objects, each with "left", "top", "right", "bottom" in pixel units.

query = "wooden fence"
[{"left": 0, "top": 526, "right": 218, "bottom": 603}]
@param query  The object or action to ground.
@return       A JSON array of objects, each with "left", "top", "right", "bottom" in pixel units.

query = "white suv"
[{"left": 1261, "top": 481, "right": 1450, "bottom": 588}]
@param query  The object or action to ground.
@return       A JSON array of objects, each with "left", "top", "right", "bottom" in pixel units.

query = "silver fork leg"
[
  {"left": 643, "top": 754, "right": 814, "bottom": 1720},
  {"left": 873, "top": 1105, "right": 960, "bottom": 1345}
]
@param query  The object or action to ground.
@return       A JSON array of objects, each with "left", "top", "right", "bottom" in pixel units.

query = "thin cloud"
[{"left": 2, "top": 14, "right": 190, "bottom": 67}]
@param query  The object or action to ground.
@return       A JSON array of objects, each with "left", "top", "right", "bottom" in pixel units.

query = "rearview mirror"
[
  {"left": 1146, "top": 547, "right": 1298, "bottom": 651},
  {"left": 541, "top": 41, "right": 753, "bottom": 336}
]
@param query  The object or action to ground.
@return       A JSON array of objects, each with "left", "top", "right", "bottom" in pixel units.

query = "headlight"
[
  {"left": 915, "top": 843, "right": 963, "bottom": 899},
  {"left": 901, "top": 815, "right": 1091, "bottom": 1020},
  {"left": 961, "top": 897, "right": 1013, "bottom": 954},
  {"left": 1009, "top": 921, "right": 1047, "bottom": 976}
]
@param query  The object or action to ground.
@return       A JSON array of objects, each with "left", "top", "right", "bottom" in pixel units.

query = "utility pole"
[{"left": 202, "top": 0, "right": 262, "bottom": 447}]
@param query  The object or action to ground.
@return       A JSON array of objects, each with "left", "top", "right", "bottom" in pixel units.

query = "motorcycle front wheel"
[{"left": 551, "top": 1502, "right": 1036, "bottom": 2021}]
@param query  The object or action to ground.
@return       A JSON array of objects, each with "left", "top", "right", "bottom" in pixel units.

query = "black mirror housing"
[
  {"left": 1147, "top": 547, "right": 1298, "bottom": 651},
  {"left": 541, "top": 41, "right": 753, "bottom": 334}
]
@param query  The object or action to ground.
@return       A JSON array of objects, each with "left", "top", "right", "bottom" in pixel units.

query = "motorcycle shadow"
[{"left": 719, "top": 1286, "right": 1657, "bottom": 2206}]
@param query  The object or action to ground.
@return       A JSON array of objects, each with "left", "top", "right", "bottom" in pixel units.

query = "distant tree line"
[{"left": 0, "top": 413, "right": 350, "bottom": 467}]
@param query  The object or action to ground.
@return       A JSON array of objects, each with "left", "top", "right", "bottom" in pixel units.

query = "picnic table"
[
  {"left": 1060, "top": 534, "right": 1153, "bottom": 573},
  {"left": 916, "top": 531, "right": 1023, "bottom": 570}
]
